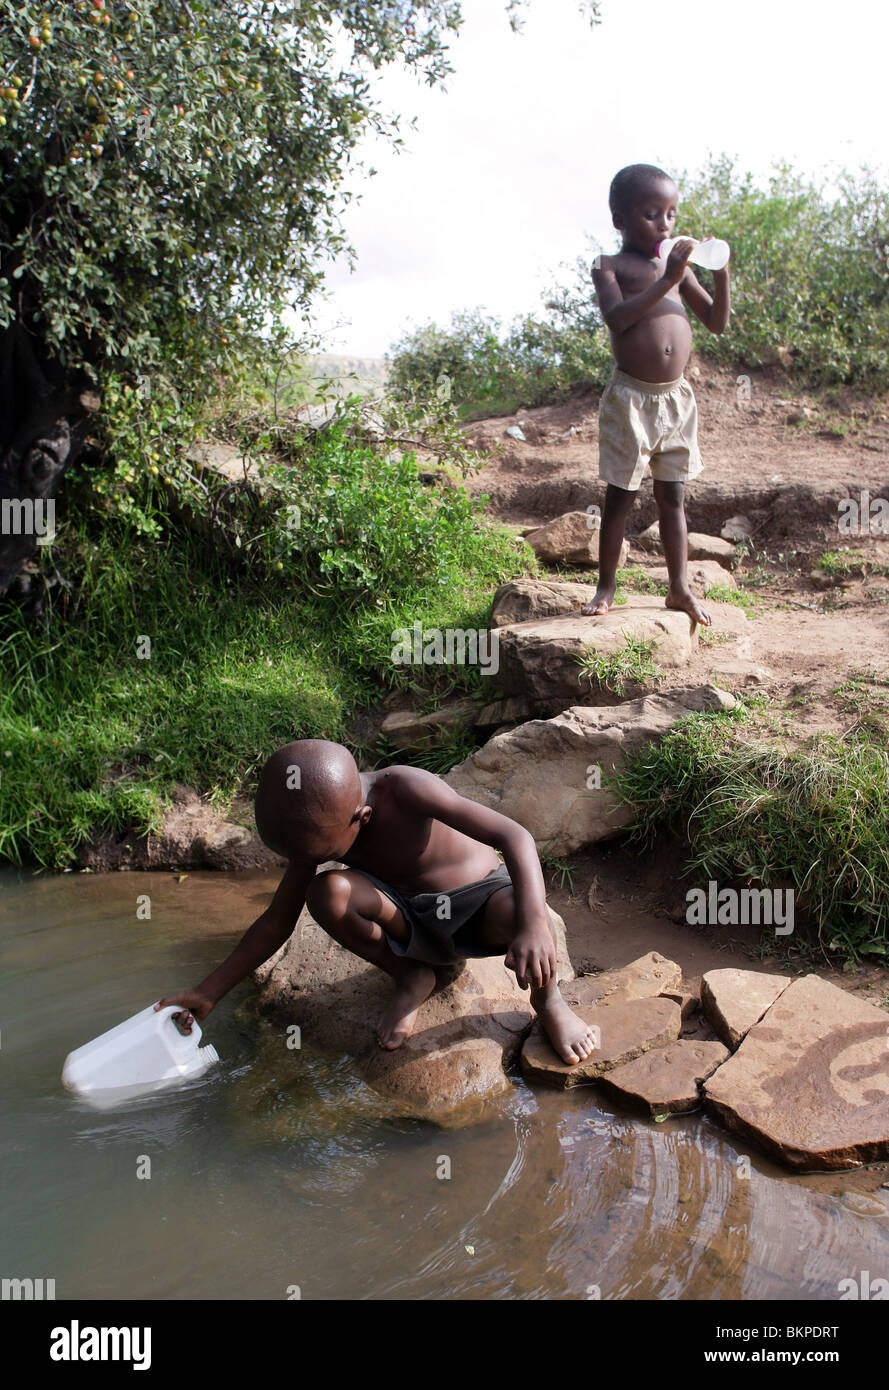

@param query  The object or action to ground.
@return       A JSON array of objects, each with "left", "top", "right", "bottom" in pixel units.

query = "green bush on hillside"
[
  {"left": 388, "top": 156, "right": 889, "bottom": 413},
  {"left": 386, "top": 308, "right": 613, "bottom": 418},
  {"left": 676, "top": 156, "right": 889, "bottom": 384}
]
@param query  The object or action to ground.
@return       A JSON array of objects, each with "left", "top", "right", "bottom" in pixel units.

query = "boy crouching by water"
[{"left": 158, "top": 739, "right": 596, "bottom": 1064}]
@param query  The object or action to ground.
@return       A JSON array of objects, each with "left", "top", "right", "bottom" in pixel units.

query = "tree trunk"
[{"left": 0, "top": 322, "right": 97, "bottom": 597}]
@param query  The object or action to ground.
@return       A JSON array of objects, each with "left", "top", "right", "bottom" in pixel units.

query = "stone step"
[
  {"left": 445, "top": 686, "right": 735, "bottom": 856},
  {"left": 701, "top": 968, "right": 792, "bottom": 1050},
  {"left": 494, "top": 595, "right": 748, "bottom": 709},
  {"left": 703, "top": 974, "right": 889, "bottom": 1171},
  {"left": 598, "top": 1039, "right": 729, "bottom": 1116},
  {"left": 520, "top": 996, "right": 682, "bottom": 1089}
]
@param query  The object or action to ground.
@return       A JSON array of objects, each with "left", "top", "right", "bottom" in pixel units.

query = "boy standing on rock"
[
  {"left": 157, "top": 739, "right": 596, "bottom": 1065},
  {"left": 581, "top": 163, "right": 730, "bottom": 625}
]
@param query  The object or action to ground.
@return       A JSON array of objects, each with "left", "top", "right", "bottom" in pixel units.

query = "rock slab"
[
  {"left": 254, "top": 897, "right": 573, "bottom": 1125},
  {"left": 520, "top": 996, "right": 682, "bottom": 1089},
  {"left": 445, "top": 688, "right": 735, "bottom": 855},
  {"left": 561, "top": 951, "right": 682, "bottom": 1008},
  {"left": 703, "top": 974, "right": 889, "bottom": 1170},
  {"left": 598, "top": 1040, "right": 730, "bottom": 1115},
  {"left": 495, "top": 596, "right": 701, "bottom": 709},
  {"left": 701, "top": 968, "right": 792, "bottom": 1050},
  {"left": 523, "top": 510, "right": 629, "bottom": 568}
]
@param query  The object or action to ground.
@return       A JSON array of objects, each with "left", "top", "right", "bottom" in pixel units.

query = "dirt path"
[{"left": 463, "top": 357, "right": 889, "bottom": 535}]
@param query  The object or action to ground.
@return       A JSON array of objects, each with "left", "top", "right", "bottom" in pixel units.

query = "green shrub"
[
  {"left": 386, "top": 307, "right": 612, "bottom": 417},
  {"left": 675, "top": 156, "right": 889, "bottom": 386},
  {"left": 0, "top": 404, "right": 527, "bottom": 866}
]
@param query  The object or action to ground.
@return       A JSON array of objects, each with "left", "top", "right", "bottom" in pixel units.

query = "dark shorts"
[{"left": 357, "top": 864, "right": 514, "bottom": 966}]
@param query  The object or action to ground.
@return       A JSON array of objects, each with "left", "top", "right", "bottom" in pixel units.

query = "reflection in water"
[{"left": 2, "top": 868, "right": 888, "bottom": 1300}]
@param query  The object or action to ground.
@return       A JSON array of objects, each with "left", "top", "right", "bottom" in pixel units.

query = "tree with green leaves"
[{"left": 0, "top": 0, "right": 504, "bottom": 593}]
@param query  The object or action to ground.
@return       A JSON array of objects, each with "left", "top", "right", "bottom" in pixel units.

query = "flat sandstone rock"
[
  {"left": 598, "top": 1039, "right": 729, "bottom": 1115},
  {"left": 561, "top": 951, "right": 682, "bottom": 1008},
  {"left": 254, "top": 899, "right": 573, "bottom": 1124},
  {"left": 703, "top": 974, "right": 889, "bottom": 1171},
  {"left": 701, "top": 968, "right": 792, "bottom": 1050},
  {"left": 445, "top": 688, "right": 735, "bottom": 855},
  {"left": 520, "top": 996, "right": 682, "bottom": 1089},
  {"left": 495, "top": 596, "right": 700, "bottom": 708}
]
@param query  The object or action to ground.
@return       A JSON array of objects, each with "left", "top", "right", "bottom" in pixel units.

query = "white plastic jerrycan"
[
  {"left": 656, "top": 236, "right": 730, "bottom": 270},
  {"left": 62, "top": 1002, "right": 220, "bottom": 1109}
]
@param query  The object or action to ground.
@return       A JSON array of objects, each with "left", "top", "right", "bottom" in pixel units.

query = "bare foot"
[
  {"left": 376, "top": 963, "right": 436, "bottom": 1050},
  {"left": 531, "top": 983, "right": 599, "bottom": 1065},
  {"left": 580, "top": 581, "right": 616, "bottom": 617},
  {"left": 665, "top": 586, "right": 711, "bottom": 627}
]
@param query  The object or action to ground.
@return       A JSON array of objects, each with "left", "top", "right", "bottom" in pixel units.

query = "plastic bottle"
[
  {"left": 656, "top": 236, "right": 730, "bottom": 270},
  {"left": 62, "top": 1002, "right": 220, "bottom": 1109}
]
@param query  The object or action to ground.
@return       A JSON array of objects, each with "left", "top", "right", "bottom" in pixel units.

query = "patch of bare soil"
[{"left": 463, "top": 357, "right": 889, "bottom": 538}]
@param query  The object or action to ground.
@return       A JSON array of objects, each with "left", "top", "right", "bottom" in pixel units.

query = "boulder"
[
  {"left": 598, "top": 1040, "right": 729, "bottom": 1115},
  {"left": 494, "top": 597, "right": 702, "bottom": 709},
  {"left": 185, "top": 439, "right": 255, "bottom": 486},
  {"left": 637, "top": 522, "right": 737, "bottom": 568},
  {"left": 701, "top": 968, "right": 791, "bottom": 1050},
  {"left": 473, "top": 696, "right": 534, "bottom": 730},
  {"left": 635, "top": 519, "right": 662, "bottom": 551},
  {"left": 491, "top": 578, "right": 604, "bottom": 628},
  {"left": 703, "top": 974, "right": 889, "bottom": 1171},
  {"left": 721, "top": 515, "right": 753, "bottom": 542},
  {"left": 445, "top": 688, "right": 735, "bottom": 855},
  {"left": 254, "top": 897, "right": 574, "bottom": 1125},
  {"left": 687, "top": 533, "right": 737, "bottom": 568},
  {"left": 561, "top": 951, "right": 683, "bottom": 1007},
  {"left": 523, "top": 510, "right": 629, "bottom": 568},
  {"left": 643, "top": 560, "right": 737, "bottom": 593},
  {"left": 521, "top": 996, "right": 682, "bottom": 1089}
]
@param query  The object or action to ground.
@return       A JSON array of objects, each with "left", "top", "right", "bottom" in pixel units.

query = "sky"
[{"left": 306, "top": 0, "right": 889, "bottom": 359}]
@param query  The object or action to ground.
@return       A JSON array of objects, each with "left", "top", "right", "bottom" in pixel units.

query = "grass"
[
  {"left": 613, "top": 703, "right": 889, "bottom": 963},
  {"left": 576, "top": 634, "right": 662, "bottom": 697},
  {"left": 832, "top": 668, "right": 889, "bottom": 714},
  {"left": 816, "top": 548, "right": 889, "bottom": 580},
  {"left": 0, "top": 427, "right": 526, "bottom": 867},
  {"left": 618, "top": 565, "right": 668, "bottom": 597},
  {"left": 539, "top": 851, "right": 576, "bottom": 893},
  {"left": 704, "top": 583, "right": 761, "bottom": 618},
  {"left": 373, "top": 722, "right": 480, "bottom": 776}
]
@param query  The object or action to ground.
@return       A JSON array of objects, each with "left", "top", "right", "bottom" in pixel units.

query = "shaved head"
[
  {"left": 254, "top": 739, "right": 363, "bottom": 858},
  {"left": 609, "top": 163, "right": 674, "bottom": 219}
]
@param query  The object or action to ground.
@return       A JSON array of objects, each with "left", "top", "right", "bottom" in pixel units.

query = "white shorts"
[{"left": 598, "top": 368, "right": 703, "bottom": 491}]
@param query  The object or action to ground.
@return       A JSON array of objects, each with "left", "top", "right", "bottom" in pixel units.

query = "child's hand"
[
  {"left": 154, "top": 989, "right": 215, "bottom": 1034},
  {"left": 663, "top": 238, "right": 695, "bottom": 286},
  {"left": 505, "top": 926, "right": 557, "bottom": 991}
]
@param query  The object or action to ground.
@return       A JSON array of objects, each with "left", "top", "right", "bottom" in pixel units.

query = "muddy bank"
[{"left": 463, "top": 360, "right": 889, "bottom": 544}]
